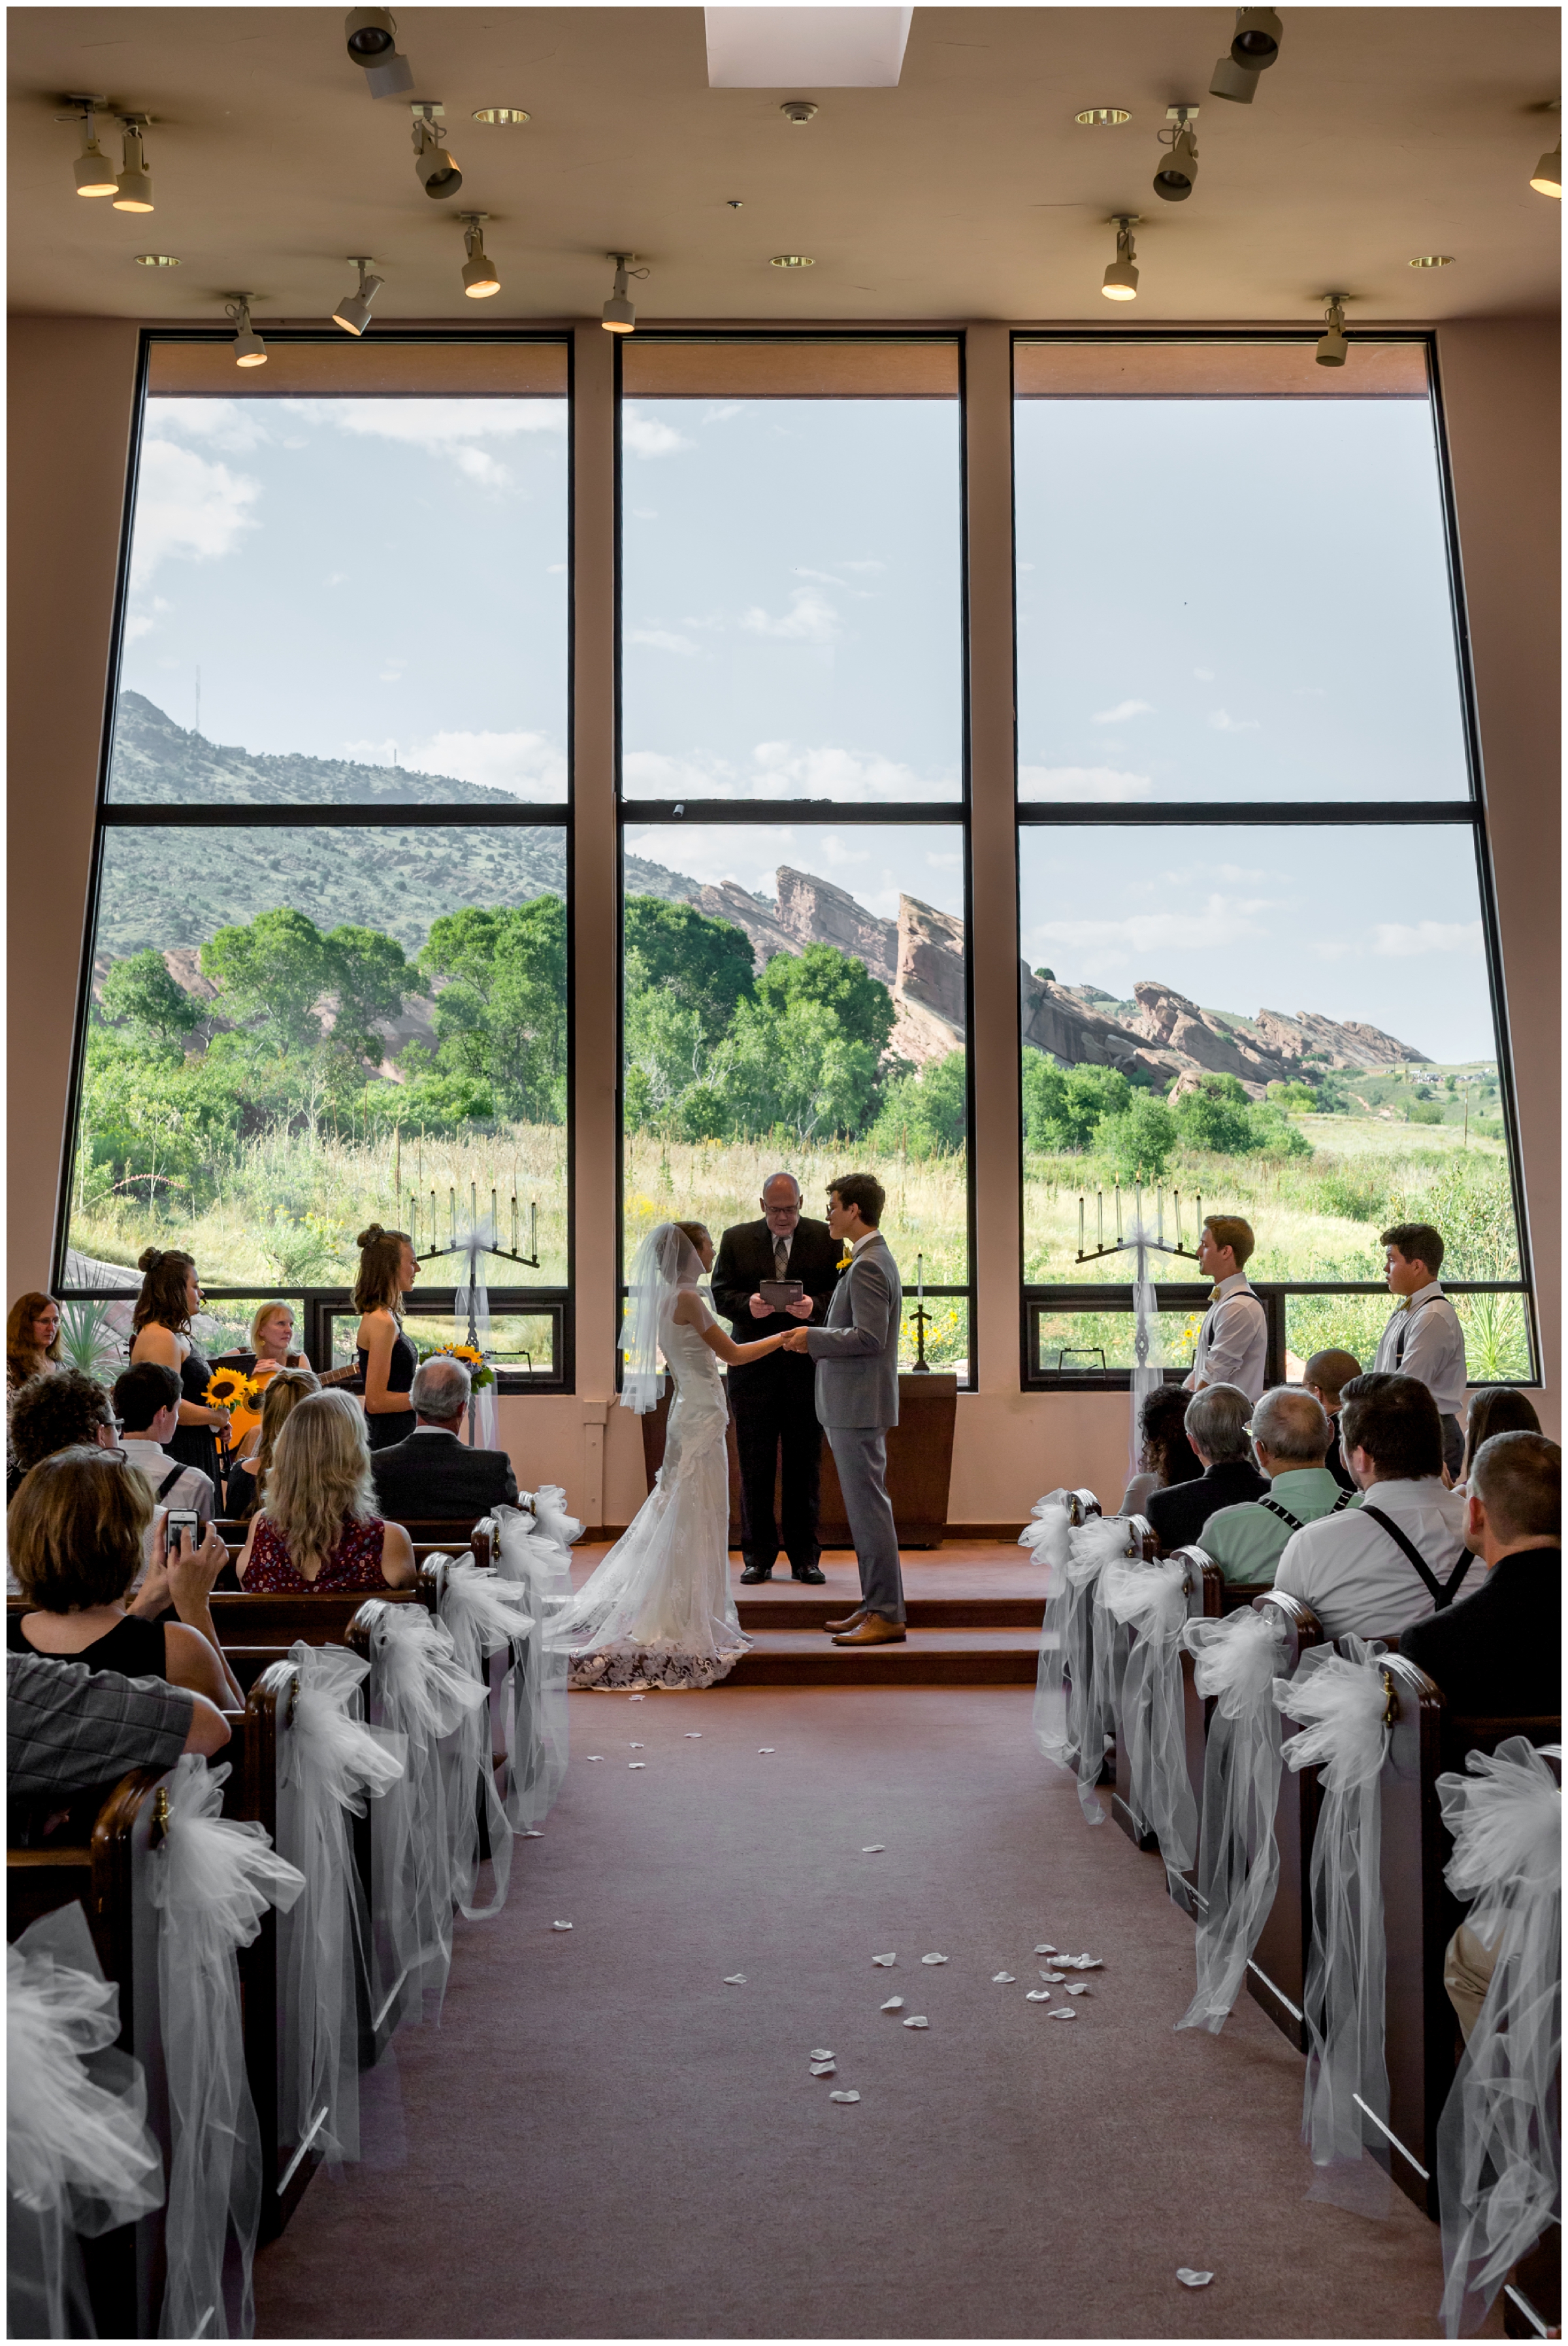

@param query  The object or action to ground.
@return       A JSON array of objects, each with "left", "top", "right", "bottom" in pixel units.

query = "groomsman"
[
  {"left": 1184, "top": 1214, "right": 1268, "bottom": 1404},
  {"left": 711, "top": 1174, "right": 840, "bottom": 1583},
  {"left": 1373, "top": 1221, "right": 1468, "bottom": 1478}
]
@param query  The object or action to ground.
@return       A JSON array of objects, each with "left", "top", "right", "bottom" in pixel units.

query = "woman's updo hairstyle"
[
  {"left": 132, "top": 1246, "right": 197, "bottom": 1336},
  {"left": 353, "top": 1224, "right": 412, "bottom": 1317}
]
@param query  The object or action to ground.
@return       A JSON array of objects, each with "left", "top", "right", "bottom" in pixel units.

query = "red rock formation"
[
  {"left": 1254, "top": 1007, "right": 1429, "bottom": 1070},
  {"left": 776, "top": 867, "right": 898, "bottom": 983}
]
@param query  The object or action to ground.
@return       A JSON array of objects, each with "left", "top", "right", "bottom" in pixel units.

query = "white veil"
[{"left": 620, "top": 1223, "right": 706, "bottom": 1415}]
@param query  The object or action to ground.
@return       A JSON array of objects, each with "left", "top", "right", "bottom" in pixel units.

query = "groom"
[{"left": 782, "top": 1174, "right": 906, "bottom": 1646}]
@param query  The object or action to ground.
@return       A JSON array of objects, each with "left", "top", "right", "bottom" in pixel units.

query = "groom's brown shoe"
[
  {"left": 824, "top": 1606, "right": 868, "bottom": 1634},
  {"left": 832, "top": 1615, "right": 907, "bottom": 1646}
]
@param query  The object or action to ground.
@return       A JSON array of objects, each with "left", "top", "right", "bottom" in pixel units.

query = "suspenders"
[
  {"left": 1360, "top": 1504, "right": 1473, "bottom": 1611},
  {"left": 1391, "top": 1293, "right": 1439, "bottom": 1366},
  {"left": 1258, "top": 1489, "right": 1353, "bottom": 1534}
]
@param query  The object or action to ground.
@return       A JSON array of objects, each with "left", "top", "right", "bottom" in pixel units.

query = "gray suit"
[{"left": 805, "top": 1234, "right": 904, "bottom": 1623}]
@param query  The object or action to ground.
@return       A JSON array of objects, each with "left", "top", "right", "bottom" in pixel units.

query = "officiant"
[{"left": 712, "top": 1173, "right": 840, "bottom": 1584}]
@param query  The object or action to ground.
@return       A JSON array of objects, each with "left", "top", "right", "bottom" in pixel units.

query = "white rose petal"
[
  {"left": 1034, "top": 1943, "right": 1058, "bottom": 1955},
  {"left": 904, "top": 2015, "right": 929, "bottom": 2029},
  {"left": 1066, "top": 1983, "right": 1091, "bottom": 1996},
  {"left": 521, "top": 1830, "right": 543, "bottom": 1838},
  {"left": 880, "top": 1996, "right": 905, "bottom": 2011},
  {"left": 758, "top": 1747, "right": 776, "bottom": 1754},
  {"left": 629, "top": 1742, "right": 644, "bottom": 1748},
  {"left": 872, "top": 1953, "right": 897, "bottom": 1967},
  {"left": 587, "top": 1756, "right": 604, "bottom": 1762},
  {"left": 684, "top": 1732, "right": 702, "bottom": 1738},
  {"left": 810, "top": 2049, "right": 835, "bottom": 2061},
  {"left": 629, "top": 1762, "right": 647, "bottom": 1770},
  {"left": 1039, "top": 1970, "right": 1066, "bottom": 1983},
  {"left": 991, "top": 1972, "right": 1016, "bottom": 1984},
  {"left": 551, "top": 1921, "right": 572, "bottom": 1931},
  {"left": 828, "top": 2090, "right": 860, "bottom": 2103},
  {"left": 1049, "top": 2006, "right": 1077, "bottom": 2021},
  {"left": 860, "top": 1845, "right": 886, "bottom": 1853},
  {"left": 723, "top": 1974, "right": 746, "bottom": 1985},
  {"left": 629, "top": 1694, "right": 644, "bottom": 1702},
  {"left": 921, "top": 1954, "right": 949, "bottom": 1966},
  {"left": 1025, "top": 1989, "right": 1052, "bottom": 2003},
  {"left": 1176, "top": 2270, "right": 1214, "bottom": 2289},
  {"left": 810, "top": 2063, "right": 836, "bottom": 2077}
]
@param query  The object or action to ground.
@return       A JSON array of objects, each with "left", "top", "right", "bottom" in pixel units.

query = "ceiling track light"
[
  {"left": 332, "top": 255, "right": 384, "bottom": 334},
  {"left": 1153, "top": 107, "right": 1198, "bottom": 202},
  {"left": 57, "top": 95, "right": 119, "bottom": 196},
  {"left": 345, "top": 8, "right": 414, "bottom": 99},
  {"left": 114, "top": 115, "right": 154, "bottom": 212},
  {"left": 1211, "top": 6, "right": 1282, "bottom": 101},
  {"left": 1316, "top": 293, "right": 1349, "bottom": 369},
  {"left": 225, "top": 295, "right": 267, "bottom": 369},
  {"left": 602, "top": 252, "right": 647, "bottom": 333},
  {"left": 1101, "top": 215, "right": 1139, "bottom": 301},
  {"left": 459, "top": 214, "right": 500, "bottom": 298},
  {"left": 1531, "top": 104, "right": 1561, "bottom": 195},
  {"left": 411, "top": 102, "right": 461, "bottom": 198}
]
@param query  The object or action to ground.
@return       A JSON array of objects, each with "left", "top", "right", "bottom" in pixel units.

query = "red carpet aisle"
[{"left": 254, "top": 1686, "right": 1452, "bottom": 2339}]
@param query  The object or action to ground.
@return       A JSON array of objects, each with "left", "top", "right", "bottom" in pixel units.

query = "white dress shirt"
[
  {"left": 1184, "top": 1272, "right": 1269, "bottom": 1403},
  {"left": 119, "top": 1438, "right": 214, "bottom": 1521},
  {"left": 1371, "top": 1280, "right": 1468, "bottom": 1417},
  {"left": 1273, "top": 1474, "right": 1473, "bottom": 1640}
]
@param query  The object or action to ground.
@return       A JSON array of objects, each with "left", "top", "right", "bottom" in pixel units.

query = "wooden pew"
[
  {"left": 1243, "top": 1591, "right": 1326, "bottom": 2050},
  {"left": 1111, "top": 1543, "right": 1222, "bottom": 1859}
]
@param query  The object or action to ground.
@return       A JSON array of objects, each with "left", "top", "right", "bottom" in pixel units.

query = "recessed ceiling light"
[
  {"left": 1409, "top": 254, "right": 1454, "bottom": 268},
  {"left": 472, "top": 106, "right": 530, "bottom": 124},
  {"left": 134, "top": 252, "right": 180, "bottom": 266},
  {"left": 770, "top": 254, "right": 815, "bottom": 268},
  {"left": 1075, "top": 107, "right": 1131, "bottom": 125}
]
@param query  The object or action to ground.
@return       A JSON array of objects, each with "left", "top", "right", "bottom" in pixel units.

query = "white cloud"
[
  {"left": 129, "top": 438, "right": 260, "bottom": 585},
  {"left": 792, "top": 567, "right": 847, "bottom": 588},
  {"left": 621, "top": 740, "right": 956, "bottom": 803},
  {"left": 839, "top": 559, "right": 887, "bottom": 574},
  {"left": 740, "top": 590, "right": 840, "bottom": 644},
  {"left": 1032, "top": 895, "right": 1271, "bottom": 968},
  {"left": 1092, "top": 699, "right": 1153, "bottom": 725},
  {"left": 627, "top": 627, "right": 700, "bottom": 656},
  {"left": 1208, "top": 708, "right": 1260, "bottom": 733},
  {"left": 622, "top": 406, "right": 693, "bottom": 459},
  {"left": 297, "top": 397, "right": 566, "bottom": 447},
  {"left": 401, "top": 729, "right": 568, "bottom": 799},
  {"left": 1193, "top": 667, "right": 1215, "bottom": 682},
  {"left": 1373, "top": 919, "right": 1483, "bottom": 959},
  {"left": 702, "top": 403, "right": 744, "bottom": 425},
  {"left": 146, "top": 397, "right": 274, "bottom": 454},
  {"left": 1018, "top": 765, "right": 1152, "bottom": 803},
  {"left": 125, "top": 614, "right": 155, "bottom": 640}
]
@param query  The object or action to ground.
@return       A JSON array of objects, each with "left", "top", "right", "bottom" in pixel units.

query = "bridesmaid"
[
  {"left": 353, "top": 1223, "right": 419, "bottom": 1453},
  {"left": 129, "top": 1248, "right": 228, "bottom": 1488}
]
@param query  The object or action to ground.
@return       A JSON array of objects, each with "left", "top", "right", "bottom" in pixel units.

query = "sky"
[{"left": 625, "top": 823, "right": 966, "bottom": 925}]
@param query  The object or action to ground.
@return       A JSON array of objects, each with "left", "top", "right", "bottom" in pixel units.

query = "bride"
[{"left": 547, "top": 1221, "right": 790, "bottom": 1691}]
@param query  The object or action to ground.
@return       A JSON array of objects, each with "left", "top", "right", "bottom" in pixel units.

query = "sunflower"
[{"left": 205, "top": 1368, "right": 259, "bottom": 1417}]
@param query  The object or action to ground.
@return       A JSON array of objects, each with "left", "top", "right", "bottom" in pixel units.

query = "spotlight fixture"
[
  {"left": 57, "top": 96, "right": 119, "bottom": 195},
  {"left": 1153, "top": 107, "right": 1198, "bottom": 202},
  {"left": 1209, "top": 54, "right": 1259, "bottom": 103},
  {"left": 601, "top": 252, "right": 645, "bottom": 332},
  {"left": 1101, "top": 216, "right": 1139, "bottom": 301},
  {"left": 1211, "top": 6, "right": 1282, "bottom": 101},
  {"left": 332, "top": 255, "right": 384, "bottom": 334},
  {"left": 1075, "top": 107, "right": 1131, "bottom": 126},
  {"left": 459, "top": 214, "right": 500, "bottom": 298},
  {"left": 1408, "top": 254, "right": 1454, "bottom": 269},
  {"left": 411, "top": 102, "right": 461, "bottom": 198},
  {"left": 770, "top": 253, "right": 815, "bottom": 268},
  {"left": 779, "top": 100, "right": 818, "bottom": 125},
  {"left": 113, "top": 116, "right": 154, "bottom": 212},
  {"left": 1530, "top": 109, "right": 1561, "bottom": 195},
  {"left": 345, "top": 8, "right": 414, "bottom": 99},
  {"left": 472, "top": 106, "right": 530, "bottom": 124},
  {"left": 225, "top": 295, "right": 267, "bottom": 369},
  {"left": 1315, "top": 293, "right": 1348, "bottom": 369},
  {"left": 133, "top": 252, "right": 181, "bottom": 267}
]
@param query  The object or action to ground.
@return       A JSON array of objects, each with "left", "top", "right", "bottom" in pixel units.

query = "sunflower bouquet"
[
  {"left": 204, "top": 1366, "right": 260, "bottom": 1430},
  {"left": 417, "top": 1340, "right": 495, "bottom": 1392}
]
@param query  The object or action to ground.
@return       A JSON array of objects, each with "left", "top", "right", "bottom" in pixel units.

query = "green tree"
[
  {"left": 324, "top": 923, "right": 419, "bottom": 1065},
  {"left": 872, "top": 1051, "right": 968, "bottom": 1157},
  {"left": 719, "top": 995, "right": 883, "bottom": 1143},
  {"left": 1172, "top": 1073, "right": 1254, "bottom": 1155},
  {"left": 1021, "top": 1051, "right": 1133, "bottom": 1152},
  {"left": 1098, "top": 1091, "right": 1178, "bottom": 1181},
  {"left": 755, "top": 942, "right": 897, "bottom": 1055},
  {"left": 418, "top": 893, "right": 566, "bottom": 1123},
  {"left": 623, "top": 897, "right": 757, "bottom": 1039},
  {"left": 98, "top": 950, "right": 204, "bottom": 1053},
  {"left": 201, "top": 907, "right": 331, "bottom": 1056}
]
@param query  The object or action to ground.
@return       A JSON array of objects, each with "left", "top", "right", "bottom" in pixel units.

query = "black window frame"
[
  {"left": 52, "top": 327, "right": 578, "bottom": 1396},
  {"left": 1011, "top": 328, "right": 1539, "bottom": 1393},
  {"left": 613, "top": 332, "right": 979, "bottom": 1387}
]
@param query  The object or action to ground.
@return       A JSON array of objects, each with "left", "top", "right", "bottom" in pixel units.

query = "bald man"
[
  {"left": 1303, "top": 1347, "right": 1364, "bottom": 1495},
  {"left": 1200, "top": 1385, "right": 1359, "bottom": 1587}
]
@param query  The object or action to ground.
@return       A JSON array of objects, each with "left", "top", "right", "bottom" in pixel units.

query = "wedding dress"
[{"left": 546, "top": 1228, "right": 751, "bottom": 1692}]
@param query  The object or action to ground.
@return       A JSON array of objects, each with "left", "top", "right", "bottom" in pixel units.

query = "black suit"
[
  {"left": 1323, "top": 1411, "right": 1358, "bottom": 1494},
  {"left": 1399, "top": 1548, "right": 1560, "bottom": 1721},
  {"left": 711, "top": 1215, "right": 841, "bottom": 1576},
  {"left": 369, "top": 1427, "right": 519, "bottom": 1522},
  {"left": 1147, "top": 1457, "right": 1269, "bottom": 1552}
]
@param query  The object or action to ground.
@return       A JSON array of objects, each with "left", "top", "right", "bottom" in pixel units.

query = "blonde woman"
[
  {"left": 235, "top": 1389, "right": 415, "bottom": 1592},
  {"left": 224, "top": 1364, "right": 319, "bottom": 1523},
  {"left": 353, "top": 1224, "right": 419, "bottom": 1453},
  {"left": 217, "top": 1302, "right": 307, "bottom": 1459}
]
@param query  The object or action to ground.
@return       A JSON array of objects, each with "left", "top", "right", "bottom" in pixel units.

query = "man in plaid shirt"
[{"left": 7, "top": 1650, "right": 229, "bottom": 1796}]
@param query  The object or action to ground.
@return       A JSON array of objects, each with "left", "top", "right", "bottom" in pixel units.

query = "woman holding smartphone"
[{"left": 353, "top": 1224, "right": 420, "bottom": 1452}]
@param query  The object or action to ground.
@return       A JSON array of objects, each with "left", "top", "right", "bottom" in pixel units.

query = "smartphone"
[{"left": 165, "top": 1510, "right": 201, "bottom": 1550}]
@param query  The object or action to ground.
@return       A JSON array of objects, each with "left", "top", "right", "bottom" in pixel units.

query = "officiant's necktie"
[{"left": 774, "top": 1236, "right": 789, "bottom": 1281}]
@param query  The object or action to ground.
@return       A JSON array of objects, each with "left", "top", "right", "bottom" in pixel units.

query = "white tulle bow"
[
  {"left": 8, "top": 1904, "right": 165, "bottom": 2340},
  {"left": 1018, "top": 1491, "right": 1073, "bottom": 1575},
  {"left": 433, "top": 1562, "right": 532, "bottom": 1922},
  {"left": 526, "top": 1484, "right": 584, "bottom": 1562},
  {"left": 1033, "top": 1513, "right": 1141, "bottom": 1823},
  {"left": 152, "top": 1756, "right": 305, "bottom": 2341},
  {"left": 489, "top": 1509, "right": 570, "bottom": 1831},
  {"left": 1435, "top": 1737, "right": 1562, "bottom": 2338},
  {"left": 1177, "top": 1606, "right": 1289, "bottom": 2034},
  {"left": 1100, "top": 1553, "right": 1200, "bottom": 1883},
  {"left": 1276, "top": 1638, "right": 1392, "bottom": 2200}
]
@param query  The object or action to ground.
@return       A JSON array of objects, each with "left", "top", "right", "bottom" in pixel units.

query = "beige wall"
[{"left": 11, "top": 312, "right": 1558, "bottom": 1525}]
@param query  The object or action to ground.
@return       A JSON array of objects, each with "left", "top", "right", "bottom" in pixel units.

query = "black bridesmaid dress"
[
  {"left": 357, "top": 1325, "right": 417, "bottom": 1451},
  {"left": 167, "top": 1340, "right": 223, "bottom": 1489}
]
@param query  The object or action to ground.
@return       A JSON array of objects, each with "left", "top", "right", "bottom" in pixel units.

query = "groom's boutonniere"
[{"left": 836, "top": 1246, "right": 854, "bottom": 1271}]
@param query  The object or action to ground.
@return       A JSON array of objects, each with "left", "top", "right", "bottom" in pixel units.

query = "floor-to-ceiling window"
[
  {"left": 1013, "top": 336, "right": 1535, "bottom": 1391},
  {"left": 617, "top": 337, "right": 972, "bottom": 1377},
  {"left": 59, "top": 336, "right": 574, "bottom": 1385}
]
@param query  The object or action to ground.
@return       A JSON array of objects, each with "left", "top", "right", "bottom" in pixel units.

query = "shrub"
[{"left": 1097, "top": 1092, "right": 1178, "bottom": 1182}]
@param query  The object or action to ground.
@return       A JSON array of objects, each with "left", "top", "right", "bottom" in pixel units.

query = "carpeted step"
[
  {"left": 723, "top": 1626, "right": 1042, "bottom": 1685},
  {"left": 737, "top": 1594, "right": 1046, "bottom": 1630}
]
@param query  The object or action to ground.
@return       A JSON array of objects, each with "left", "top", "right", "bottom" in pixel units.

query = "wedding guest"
[
  {"left": 1372, "top": 1221, "right": 1468, "bottom": 1478},
  {"left": 1201, "top": 1386, "right": 1356, "bottom": 1586},
  {"left": 1273, "top": 1371, "right": 1472, "bottom": 1640},
  {"left": 1119, "top": 1383, "right": 1203, "bottom": 1517},
  {"left": 8, "top": 1649, "right": 229, "bottom": 1798},
  {"left": 223, "top": 1364, "right": 319, "bottom": 1523},
  {"left": 235, "top": 1389, "right": 416, "bottom": 1592},
  {"left": 112, "top": 1362, "right": 215, "bottom": 1524},
  {"left": 129, "top": 1248, "right": 227, "bottom": 1489},
  {"left": 1146, "top": 1385, "right": 1266, "bottom": 1552},
  {"left": 1184, "top": 1216, "right": 1268, "bottom": 1404},
  {"left": 711, "top": 1172, "right": 837, "bottom": 1585},
  {"left": 353, "top": 1224, "right": 420, "bottom": 1453},
  {"left": 369, "top": 1355, "right": 519, "bottom": 1522},
  {"left": 1303, "top": 1347, "right": 1363, "bottom": 1493},
  {"left": 7, "top": 1292, "right": 62, "bottom": 1391},
  {"left": 216, "top": 1302, "right": 306, "bottom": 1463},
  {"left": 8, "top": 1446, "right": 240, "bottom": 1710},
  {"left": 10, "top": 1368, "right": 117, "bottom": 1478},
  {"left": 1454, "top": 1385, "right": 1542, "bottom": 1491}
]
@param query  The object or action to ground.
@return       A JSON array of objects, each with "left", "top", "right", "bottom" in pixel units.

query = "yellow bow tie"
[
  {"left": 1393, "top": 1295, "right": 1411, "bottom": 1310},
  {"left": 1207, "top": 1284, "right": 1222, "bottom": 1302}
]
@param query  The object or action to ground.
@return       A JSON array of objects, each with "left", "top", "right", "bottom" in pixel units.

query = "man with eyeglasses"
[{"left": 1200, "top": 1385, "right": 1359, "bottom": 1587}]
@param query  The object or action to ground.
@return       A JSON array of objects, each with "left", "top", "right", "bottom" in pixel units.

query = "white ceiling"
[{"left": 7, "top": 7, "right": 1561, "bottom": 326}]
